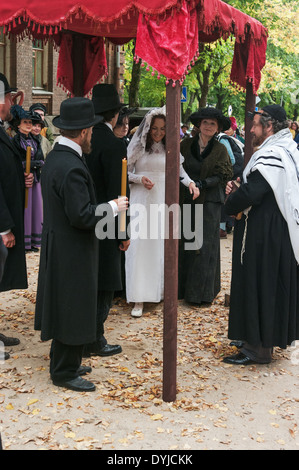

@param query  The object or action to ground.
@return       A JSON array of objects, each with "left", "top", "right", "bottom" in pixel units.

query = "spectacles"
[
  {"left": 247, "top": 111, "right": 263, "bottom": 120},
  {"left": 248, "top": 110, "right": 273, "bottom": 121}
]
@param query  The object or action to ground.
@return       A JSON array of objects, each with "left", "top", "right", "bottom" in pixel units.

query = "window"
[{"left": 32, "top": 39, "right": 44, "bottom": 88}]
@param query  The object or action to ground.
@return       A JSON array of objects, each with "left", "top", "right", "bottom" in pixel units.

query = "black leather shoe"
[
  {"left": 223, "top": 352, "right": 257, "bottom": 365},
  {"left": 229, "top": 340, "right": 244, "bottom": 348},
  {"left": 52, "top": 376, "right": 96, "bottom": 392},
  {"left": 0, "top": 333, "right": 20, "bottom": 346},
  {"left": 96, "top": 344, "right": 122, "bottom": 357},
  {"left": 77, "top": 365, "right": 92, "bottom": 376},
  {"left": 83, "top": 342, "right": 122, "bottom": 358}
]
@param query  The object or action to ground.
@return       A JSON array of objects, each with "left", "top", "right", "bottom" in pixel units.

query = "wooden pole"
[
  {"left": 244, "top": 80, "right": 256, "bottom": 166},
  {"left": 25, "top": 146, "right": 31, "bottom": 209},
  {"left": 163, "top": 80, "right": 181, "bottom": 402}
]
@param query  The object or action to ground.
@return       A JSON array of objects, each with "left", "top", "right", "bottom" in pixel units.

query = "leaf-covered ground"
[{"left": 0, "top": 235, "right": 298, "bottom": 450}]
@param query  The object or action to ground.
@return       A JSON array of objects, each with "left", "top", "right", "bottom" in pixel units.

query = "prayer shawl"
[{"left": 243, "top": 129, "right": 299, "bottom": 264}]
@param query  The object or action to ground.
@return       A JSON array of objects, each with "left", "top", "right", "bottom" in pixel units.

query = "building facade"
[{"left": 0, "top": 28, "right": 125, "bottom": 117}]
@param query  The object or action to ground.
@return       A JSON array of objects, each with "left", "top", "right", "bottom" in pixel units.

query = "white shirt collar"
[
  {"left": 105, "top": 122, "right": 113, "bottom": 132},
  {"left": 58, "top": 136, "right": 83, "bottom": 157}
]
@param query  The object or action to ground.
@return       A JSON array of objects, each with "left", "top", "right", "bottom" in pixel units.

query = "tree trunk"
[
  {"left": 129, "top": 46, "right": 142, "bottom": 107},
  {"left": 198, "top": 68, "right": 210, "bottom": 107},
  {"left": 182, "top": 91, "right": 198, "bottom": 122}
]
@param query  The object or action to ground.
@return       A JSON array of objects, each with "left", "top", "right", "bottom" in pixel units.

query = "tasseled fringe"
[{"left": 240, "top": 208, "right": 251, "bottom": 265}]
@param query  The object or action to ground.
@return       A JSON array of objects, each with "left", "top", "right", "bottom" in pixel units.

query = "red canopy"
[{"left": 0, "top": 0, "right": 267, "bottom": 95}]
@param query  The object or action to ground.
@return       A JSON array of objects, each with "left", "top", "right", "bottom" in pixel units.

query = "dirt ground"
[{"left": 0, "top": 233, "right": 298, "bottom": 451}]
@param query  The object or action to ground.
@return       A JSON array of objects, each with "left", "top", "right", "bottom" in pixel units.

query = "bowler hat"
[
  {"left": 92, "top": 84, "right": 127, "bottom": 115},
  {"left": 52, "top": 97, "right": 103, "bottom": 130},
  {"left": 189, "top": 107, "right": 231, "bottom": 131},
  {"left": 0, "top": 73, "right": 17, "bottom": 95}
]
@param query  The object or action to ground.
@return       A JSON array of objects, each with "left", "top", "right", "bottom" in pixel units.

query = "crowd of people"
[{"left": 0, "top": 71, "right": 299, "bottom": 393}]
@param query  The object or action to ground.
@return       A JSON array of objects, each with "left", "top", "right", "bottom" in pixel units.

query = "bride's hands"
[{"left": 142, "top": 176, "right": 154, "bottom": 190}]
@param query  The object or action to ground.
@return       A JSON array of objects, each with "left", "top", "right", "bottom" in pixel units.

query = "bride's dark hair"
[{"left": 145, "top": 114, "right": 166, "bottom": 153}]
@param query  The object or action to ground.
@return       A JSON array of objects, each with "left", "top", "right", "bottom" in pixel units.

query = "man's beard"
[
  {"left": 81, "top": 136, "right": 92, "bottom": 155},
  {"left": 252, "top": 130, "right": 267, "bottom": 148}
]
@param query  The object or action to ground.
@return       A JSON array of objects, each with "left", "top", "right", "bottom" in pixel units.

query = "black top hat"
[
  {"left": 189, "top": 107, "right": 231, "bottom": 132},
  {"left": 0, "top": 73, "right": 17, "bottom": 94},
  {"left": 52, "top": 97, "right": 103, "bottom": 130},
  {"left": 92, "top": 84, "right": 128, "bottom": 115}
]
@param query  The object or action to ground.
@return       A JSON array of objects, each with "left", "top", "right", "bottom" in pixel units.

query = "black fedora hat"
[
  {"left": 189, "top": 107, "right": 231, "bottom": 132},
  {"left": 0, "top": 73, "right": 17, "bottom": 95},
  {"left": 92, "top": 84, "right": 127, "bottom": 115},
  {"left": 53, "top": 97, "right": 103, "bottom": 130}
]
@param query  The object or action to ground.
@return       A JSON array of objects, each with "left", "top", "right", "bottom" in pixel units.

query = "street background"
[{"left": 0, "top": 233, "right": 298, "bottom": 450}]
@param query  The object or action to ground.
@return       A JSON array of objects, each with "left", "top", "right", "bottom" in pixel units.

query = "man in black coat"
[
  {"left": 85, "top": 84, "right": 130, "bottom": 357},
  {"left": 34, "top": 97, "right": 128, "bottom": 392},
  {"left": 0, "top": 73, "right": 34, "bottom": 358},
  {"left": 223, "top": 105, "right": 299, "bottom": 365}
]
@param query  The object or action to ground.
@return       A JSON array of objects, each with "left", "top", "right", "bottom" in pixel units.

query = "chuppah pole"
[{"left": 163, "top": 80, "right": 181, "bottom": 402}]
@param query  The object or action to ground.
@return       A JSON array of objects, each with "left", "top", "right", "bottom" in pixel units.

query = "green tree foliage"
[
  {"left": 123, "top": 40, "right": 166, "bottom": 108},
  {"left": 123, "top": 0, "right": 299, "bottom": 124}
]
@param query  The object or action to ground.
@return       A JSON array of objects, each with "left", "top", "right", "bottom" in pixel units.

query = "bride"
[{"left": 125, "top": 106, "right": 199, "bottom": 317}]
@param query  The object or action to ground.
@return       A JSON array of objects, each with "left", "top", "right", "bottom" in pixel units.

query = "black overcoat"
[
  {"left": 0, "top": 126, "right": 27, "bottom": 291},
  {"left": 225, "top": 170, "right": 299, "bottom": 349},
  {"left": 86, "top": 122, "right": 129, "bottom": 291},
  {"left": 34, "top": 144, "right": 112, "bottom": 345}
]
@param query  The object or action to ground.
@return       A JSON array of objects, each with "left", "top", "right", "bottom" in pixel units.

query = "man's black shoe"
[
  {"left": 84, "top": 343, "right": 122, "bottom": 357},
  {"left": 229, "top": 340, "right": 244, "bottom": 348},
  {"left": 223, "top": 352, "right": 270, "bottom": 365},
  {"left": 52, "top": 376, "right": 96, "bottom": 392},
  {"left": 0, "top": 333, "right": 20, "bottom": 346},
  {"left": 97, "top": 344, "right": 122, "bottom": 357}
]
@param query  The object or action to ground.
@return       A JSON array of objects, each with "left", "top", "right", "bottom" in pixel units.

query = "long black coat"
[
  {"left": 0, "top": 126, "right": 27, "bottom": 291},
  {"left": 34, "top": 144, "right": 113, "bottom": 345},
  {"left": 86, "top": 122, "right": 129, "bottom": 291},
  {"left": 225, "top": 170, "right": 299, "bottom": 349}
]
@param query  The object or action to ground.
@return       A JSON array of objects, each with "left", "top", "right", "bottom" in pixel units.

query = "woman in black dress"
[{"left": 179, "top": 107, "right": 233, "bottom": 305}]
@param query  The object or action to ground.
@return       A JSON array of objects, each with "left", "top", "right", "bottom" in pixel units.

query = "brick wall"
[
  {"left": 15, "top": 38, "right": 32, "bottom": 110},
  {"left": 10, "top": 36, "right": 125, "bottom": 118}
]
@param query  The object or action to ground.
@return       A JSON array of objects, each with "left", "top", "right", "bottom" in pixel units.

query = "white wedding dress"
[{"left": 125, "top": 140, "right": 193, "bottom": 303}]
